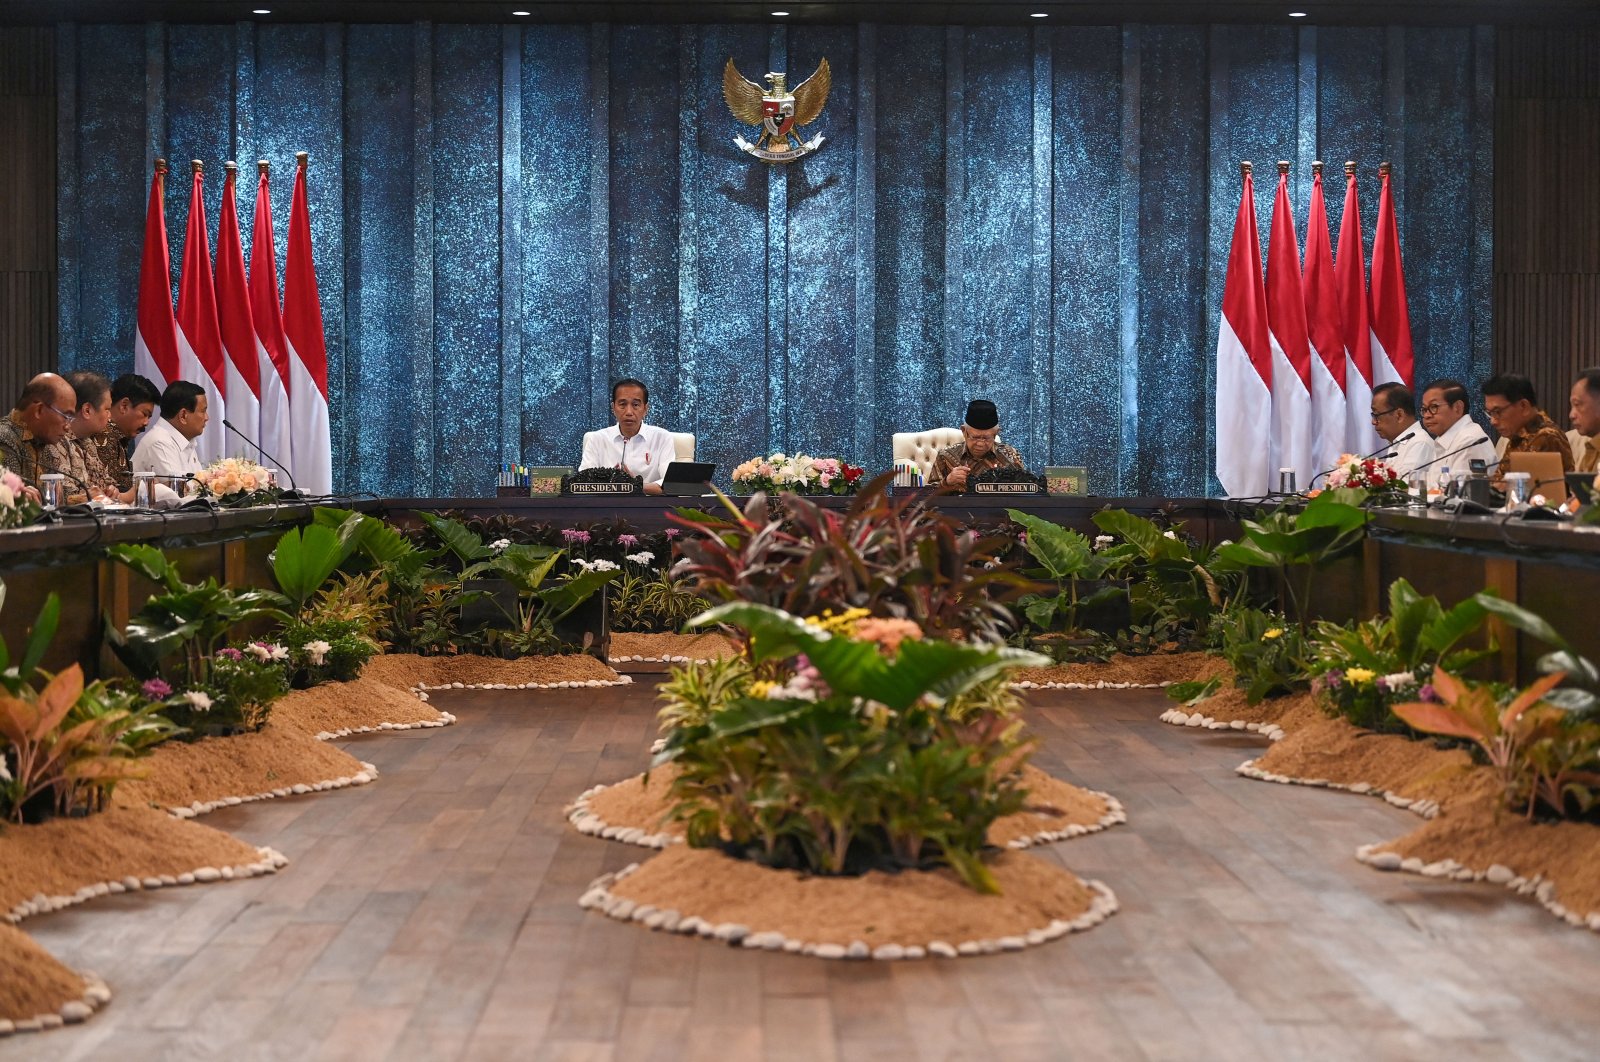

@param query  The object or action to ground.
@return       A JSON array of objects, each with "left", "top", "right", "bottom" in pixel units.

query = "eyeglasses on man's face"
[
  {"left": 47, "top": 404, "right": 77, "bottom": 424},
  {"left": 1420, "top": 402, "right": 1445, "bottom": 416},
  {"left": 1369, "top": 407, "right": 1401, "bottom": 422},
  {"left": 1484, "top": 403, "right": 1513, "bottom": 421}
]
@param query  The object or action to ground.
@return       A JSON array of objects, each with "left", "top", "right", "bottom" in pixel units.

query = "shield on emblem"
[{"left": 762, "top": 97, "right": 796, "bottom": 139}]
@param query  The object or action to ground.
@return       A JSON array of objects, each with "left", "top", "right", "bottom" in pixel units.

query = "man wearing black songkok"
[{"left": 930, "top": 399, "right": 1024, "bottom": 489}]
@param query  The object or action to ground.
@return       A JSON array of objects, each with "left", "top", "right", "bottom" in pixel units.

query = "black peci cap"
[{"left": 964, "top": 399, "right": 999, "bottom": 430}]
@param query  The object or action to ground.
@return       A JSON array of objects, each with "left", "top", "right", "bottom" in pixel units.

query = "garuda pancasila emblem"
[{"left": 722, "top": 57, "right": 831, "bottom": 163}]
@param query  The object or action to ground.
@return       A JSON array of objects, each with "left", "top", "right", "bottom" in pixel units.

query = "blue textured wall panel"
[
  {"left": 344, "top": 25, "right": 417, "bottom": 497},
  {"left": 63, "top": 25, "right": 145, "bottom": 370},
  {"left": 431, "top": 25, "right": 503, "bottom": 497},
  {"left": 519, "top": 26, "right": 595, "bottom": 468},
  {"left": 1136, "top": 26, "right": 1210, "bottom": 497},
  {"left": 785, "top": 25, "right": 859, "bottom": 461},
  {"left": 871, "top": 25, "right": 946, "bottom": 456},
  {"left": 56, "top": 20, "right": 1494, "bottom": 498},
  {"left": 1049, "top": 26, "right": 1123, "bottom": 492}
]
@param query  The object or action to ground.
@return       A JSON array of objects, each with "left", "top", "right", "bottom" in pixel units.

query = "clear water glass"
[
  {"left": 134, "top": 472, "right": 153, "bottom": 508},
  {"left": 1505, "top": 471, "right": 1532, "bottom": 508},
  {"left": 1277, "top": 468, "right": 1297, "bottom": 494},
  {"left": 40, "top": 473, "right": 64, "bottom": 511},
  {"left": 1408, "top": 476, "right": 1429, "bottom": 507}
]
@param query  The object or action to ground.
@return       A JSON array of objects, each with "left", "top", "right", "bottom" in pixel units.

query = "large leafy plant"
[
  {"left": 1214, "top": 489, "right": 1369, "bottom": 628},
  {"left": 655, "top": 602, "right": 1048, "bottom": 893},
  {"left": 104, "top": 544, "right": 288, "bottom": 687},
  {"left": 270, "top": 513, "right": 368, "bottom": 616},
  {"left": 481, "top": 543, "right": 619, "bottom": 656},
  {"left": 672, "top": 476, "right": 1027, "bottom": 644},
  {"left": 1392, "top": 668, "right": 1595, "bottom": 819},
  {"left": 1005, "top": 510, "right": 1124, "bottom": 637},
  {"left": 1214, "top": 606, "right": 1308, "bottom": 704}
]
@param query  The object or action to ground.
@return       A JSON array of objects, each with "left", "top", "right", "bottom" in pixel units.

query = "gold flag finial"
[
  {"left": 191, "top": 159, "right": 203, "bottom": 174},
  {"left": 1378, "top": 160, "right": 1392, "bottom": 177},
  {"left": 258, "top": 159, "right": 270, "bottom": 174},
  {"left": 1277, "top": 160, "right": 1290, "bottom": 175},
  {"left": 295, "top": 150, "right": 309, "bottom": 170},
  {"left": 1240, "top": 160, "right": 1253, "bottom": 175},
  {"left": 1312, "top": 160, "right": 1324, "bottom": 176},
  {"left": 1344, "top": 160, "right": 1356, "bottom": 176}
]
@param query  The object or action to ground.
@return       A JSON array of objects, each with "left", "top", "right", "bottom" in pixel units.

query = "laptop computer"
[
  {"left": 659, "top": 461, "right": 715, "bottom": 496},
  {"left": 1567, "top": 472, "right": 1596, "bottom": 506},
  {"left": 1504, "top": 451, "right": 1568, "bottom": 505}
]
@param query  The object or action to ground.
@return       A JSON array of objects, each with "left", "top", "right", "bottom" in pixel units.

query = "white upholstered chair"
[
  {"left": 671, "top": 432, "right": 696, "bottom": 462},
  {"left": 891, "top": 427, "right": 962, "bottom": 481}
]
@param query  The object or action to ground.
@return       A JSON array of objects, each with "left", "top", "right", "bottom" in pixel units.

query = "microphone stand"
[
  {"left": 1401, "top": 435, "right": 1492, "bottom": 480},
  {"left": 223, "top": 418, "right": 302, "bottom": 500}
]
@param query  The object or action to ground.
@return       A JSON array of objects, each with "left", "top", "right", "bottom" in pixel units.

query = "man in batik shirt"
[{"left": 931, "top": 399, "right": 1025, "bottom": 489}]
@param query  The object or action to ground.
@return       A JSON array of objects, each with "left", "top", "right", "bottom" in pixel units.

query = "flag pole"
[
  {"left": 192, "top": 159, "right": 203, "bottom": 174},
  {"left": 296, "top": 150, "right": 308, "bottom": 171},
  {"left": 1278, "top": 160, "right": 1290, "bottom": 176},
  {"left": 1379, "top": 160, "right": 1391, "bottom": 178},
  {"left": 1312, "top": 160, "right": 1323, "bottom": 177},
  {"left": 258, "top": 159, "right": 270, "bottom": 175}
]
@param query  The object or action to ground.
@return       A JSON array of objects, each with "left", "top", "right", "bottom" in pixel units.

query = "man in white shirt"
[
  {"left": 1371, "top": 383, "right": 1437, "bottom": 482},
  {"left": 579, "top": 378, "right": 675, "bottom": 495},
  {"left": 1569, "top": 368, "right": 1600, "bottom": 476},
  {"left": 132, "top": 381, "right": 208, "bottom": 481},
  {"left": 1419, "top": 378, "right": 1496, "bottom": 484}
]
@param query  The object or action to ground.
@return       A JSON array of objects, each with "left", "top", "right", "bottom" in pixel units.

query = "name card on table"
[
  {"left": 972, "top": 481, "right": 1042, "bottom": 495},
  {"left": 567, "top": 481, "right": 638, "bottom": 495}
]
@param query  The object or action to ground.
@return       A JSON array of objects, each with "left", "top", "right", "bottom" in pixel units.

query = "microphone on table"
[
  {"left": 223, "top": 418, "right": 301, "bottom": 498},
  {"left": 1308, "top": 433, "right": 1413, "bottom": 490}
]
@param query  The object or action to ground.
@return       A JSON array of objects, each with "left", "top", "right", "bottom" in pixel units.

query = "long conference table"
[{"left": 2, "top": 493, "right": 1596, "bottom": 682}]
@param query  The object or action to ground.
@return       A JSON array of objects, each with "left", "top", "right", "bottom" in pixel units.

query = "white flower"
[
  {"left": 489, "top": 538, "right": 511, "bottom": 553},
  {"left": 183, "top": 691, "right": 213, "bottom": 711},
  {"left": 1163, "top": 530, "right": 1178, "bottom": 540},
  {"left": 625, "top": 551, "right": 656, "bottom": 566},
  {"left": 0, "top": 756, "right": 11, "bottom": 783},
  {"left": 304, "top": 640, "right": 332, "bottom": 666},
  {"left": 1093, "top": 535, "right": 1114, "bottom": 549},
  {"left": 0, "top": 484, "right": 12, "bottom": 508},
  {"left": 1530, "top": 493, "right": 1548, "bottom": 508},
  {"left": 1382, "top": 671, "right": 1417, "bottom": 690},
  {"left": 574, "top": 558, "right": 619, "bottom": 573},
  {"left": 245, "top": 642, "right": 272, "bottom": 662}
]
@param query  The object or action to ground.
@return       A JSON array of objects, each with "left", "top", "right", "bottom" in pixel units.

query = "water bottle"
[
  {"left": 1434, "top": 465, "right": 1452, "bottom": 504},
  {"left": 134, "top": 472, "right": 153, "bottom": 508}
]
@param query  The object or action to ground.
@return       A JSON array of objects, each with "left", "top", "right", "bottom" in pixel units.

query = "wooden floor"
[{"left": 8, "top": 680, "right": 1600, "bottom": 1061}]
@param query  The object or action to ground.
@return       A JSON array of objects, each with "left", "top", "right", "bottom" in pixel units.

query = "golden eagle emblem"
[{"left": 722, "top": 57, "right": 831, "bottom": 163}]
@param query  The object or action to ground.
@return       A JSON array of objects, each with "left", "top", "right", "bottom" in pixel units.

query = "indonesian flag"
[
  {"left": 1336, "top": 163, "right": 1382, "bottom": 454},
  {"left": 1302, "top": 164, "right": 1347, "bottom": 477},
  {"left": 283, "top": 153, "right": 332, "bottom": 496},
  {"left": 250, "top": 162, "right": 296, "bottom": 484},
  {"left": 1369, "top": 162, "right": 1414, "bottom": 388},
  {"left": 1215, "top": 163, "right": 1274, "bottom": 498},
  {"left": 134, "top": 161, "right": 179, "bottom": 390},
  {"left": 214, "top": 164, "right": 261, "bottom": 461},
  {"left": 1265, "top": 164, "right": 1314, "bottom": 488},
  {"left": 175, "top": 161, "right": 228, "bottom": 465}
]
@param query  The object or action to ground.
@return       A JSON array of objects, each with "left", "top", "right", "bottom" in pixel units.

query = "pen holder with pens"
[{"left": 892, "top": 460, "right": 925, "bottom": 489}]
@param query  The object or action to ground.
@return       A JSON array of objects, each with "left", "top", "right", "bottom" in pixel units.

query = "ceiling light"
[
  {"left": 252, "top": 7, "right": 270, "bottom": 12},
  {"left": 1031, "top": 12, "right": 1049, "bottom": 17},
  {"left": 1288, "top": 10, "right": 1307, "bottom": 16},
  {"left": 511, "top": 8, "right": 530, "bottom": 14},
  {"left": 771, "top": 10, "right": 790, "bottom": 15}
]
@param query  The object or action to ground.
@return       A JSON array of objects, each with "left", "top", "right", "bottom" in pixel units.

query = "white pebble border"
[
  {"left": 565, "top": 781, "right": 1130, "bottom": 852},
  {"left": 1012, "top": 679, "right": 1171, "bottom": 691},
  {"left": 609, "top": 655, "right": 720, "bottom": 665},
  {"left": 1234, "top": 757, "right": 1442, "bottom": 819},
  {"left": 0, "top": 969, "right": 110, "bottom": 1037},
  {"left": 410, "top": 675, "right": 633, "bottom": 692},
  {"left": 1355, "top": 843, "right": 1600, "bottom": 934},
  {"left": 165, "top": 761, "right": 380, "bottom": 820},
  {"left": 577, "top": 861, "right": 1120, "bottom": 958},
  {"left": 1159, "top": 706, "right": 1289, "bottom": 743},
  {"left": 0, "top": 845, "right": 290, "bottom": 1037}
]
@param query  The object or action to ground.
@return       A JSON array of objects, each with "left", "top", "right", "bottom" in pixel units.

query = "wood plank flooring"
[{"left": 7, "top": 680, "right": 1600, "bottom": 1061}]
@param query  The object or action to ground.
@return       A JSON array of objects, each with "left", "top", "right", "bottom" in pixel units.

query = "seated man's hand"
[
  {"left": 945, "top": 465, "right": 970, "bottom": 489},
  {"left": 643, "top": 482, "right": 662, "bottom": 496},
  {"left": 22, "top": 485, "right": 41, "bottom": 505}
]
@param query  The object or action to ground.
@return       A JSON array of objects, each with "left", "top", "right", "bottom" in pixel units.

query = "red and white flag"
[
  {"left": 134, "top": 160, "right": 180, "bottom": 391},
  {"left": 1369, "top": 161, "right": 1414, "bottom": 388},
  {"left": 175, "top": 161, "right": 228, "bottom": 465},
  {"left": 1302, "top": 164, "right": 1347, "bottom": 475},
  {"left": 214, "top": 163, "right": 260, "bottom": 461},
  {"left": 250, "top": 162, "right": 296, "bottom": 484},
  {"left": 1215, "top": 163, "right": 1274, "bottom": 498},
  {"left": 283, "top": 153, "right": 332, "bottom": 495},
  {"left": 1266, "top": 163, "right": 1314, "bottom": 488},
  {"left": 1336, "top": 163, "right": 1382, "bottom": 454}
]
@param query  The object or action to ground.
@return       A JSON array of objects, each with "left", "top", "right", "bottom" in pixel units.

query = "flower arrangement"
[
  {"left": 193, "top": 457, "right": 274, "bottom": 498},
  {"left": 0, "top": 466, "right": 41, "bottom": 529},
  {"left": 730, "top": 453, "right": 866, "bottom": 496},
  {"left": 1323, "top": 453, "right": 1404, "bottom": 493}
]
